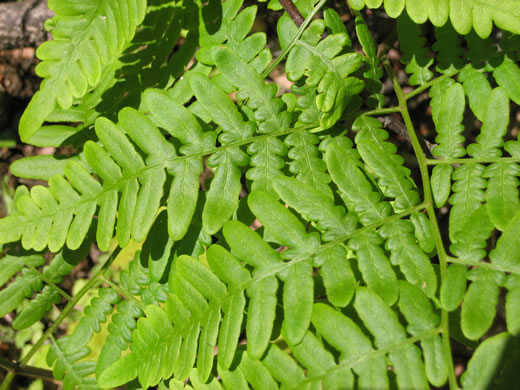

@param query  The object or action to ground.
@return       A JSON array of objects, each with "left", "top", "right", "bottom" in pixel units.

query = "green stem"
[
  {"left": 18, "top": 247, "right": 121, "bottom": 368},
  {"left": 362, "top": 106, "right": 401, "bottom": 116},
  {"left": 405, "top": 69, "right": 462, "bottom": 100},
  {"left": 427, "top": 157, "right": 520, "bottom": 165},
  {"left": 0, "top": 372, "right": 14, "bottom": 390},
  {"left": 447, "top": 257, "right": 520, "bottom": 275},
  {"left": 262, "top": 0, "right": 327, "bottom": 78},
  {"left": 382, "top": 56, "right": 459, "bottom": 390}
]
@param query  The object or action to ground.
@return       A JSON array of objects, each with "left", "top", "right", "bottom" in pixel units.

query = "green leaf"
[
  {"left": 283, "top": 259, "right": 314, "bottom": 345},
  {"left": 312, "top": 303, "right": 388, "bottom": 389},
  {"left": 203, "top": 150, "right": 245, "bottom": 235},
  {"left": 143, "top": 89, "right": 215, "bottom": 154},
  {"left": 13, "top": 286, "right": 61, "bottom": 330},
  {"left": 484, "top": 162, "right": 520, "bottom": 230},
  {"left": 349, "top": 233, "right": 398, "bottom": 305},
  {"left": 431, "top": 164, "right": 453, "bottom": 208},
  {"left": 440, "top": 264, "right": 468, "bottom": 311},
  {"left": 10, "top": 155, "right": 79, "bottom": 181},
  {"left": 397, "top": 13, "right": 433, "bottom": 85},
  {"left": 316, "top": 245, "right": 356, "bottom": 307},
  {"left": 450, "top": 205, "right": 494, "bottom": 261},
  {"left": 217, "top": 293, "right": 245, "bottom": 369},
  {"left": 379, "top": 220, "right": 437, "bottom": 297},
  {"left": 168, "top": 158, "right": 203, "bottom": 240},
  {"left": 325, "top": 137, "right": 392, "bottom": 225},
  {"left": 19, "top": 0, "right": 146, "bottom": 141},
  {"left": 461, "top": 268, "right": 502, "bottom": 340},
  {"left": 0, "top": 254, "right": 44, "bottom": 287},
  {"left": 285, "top": 130, "right": 334, "bottom": 199},
  {"left": 459, "top": 67, "right": 492, "bottom": 122},
  {"left": 261, "top": 345, "right": 306, "bottom": 388},
  {"left": 410, "top": 212, "right": 435, "bottom": 254},
  {"left": 273, "top": 176, "right": 356, "bottom": 241},
  {"left": 246, "top": 277, "right": 278, "bottom": 360},
  {"left": 493, "top": 57, "right": 520, "bottom": 105},
  {"left": 354, "top": 287, "right": 429, "bottom": 389},
  {"left": 190, "top": 74, "right": 255, "bottom": 142},
  {"left": 248, "top": 190, "right": 320, "bottom": 257},
  {"left": 98, "top": 351, "right": 139, "bottom": 389},
  {"left": 461, "top": 332, "right": 511, "bottom": 390},
  {"left": 237, "top": 351, "right": 278, "bottom": 390},
  {"left": 467, "top": 87, "right": 510, "bottom": 158},
  {"left": 223, "top": 220, "right": 282, "bottom": 270},
  {"left": 354, "top": 116, "right": 420, "bottom": 212},
  {"left": 197, "top": 307, "right": 220, "bottom": 383},
  {"left": 430, "top": 80, "right": 466, "bottom": 158},
  {"left": 505, "top": 276, "right": 520, "bottom": 335},
  {"left": 489, "top": 209, "right": 520, "bottom": 268},
  {"left": 0, "top": 269, "right": 42, "bottom": 317}
]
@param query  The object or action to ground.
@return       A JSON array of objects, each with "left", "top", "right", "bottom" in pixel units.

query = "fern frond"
[
  {"left": 0, "top": 268, "right": 43, "bottom": 318},
  {"left": 484, "top": 162, "right": 520, "bottom": 230},
  {"left": 448, "top": 164, "right": 488, "bottom": 245},
  {"left": 0, "top": 254, "right": 44, "bottom": 287},
  {"left": 19, "top": 0, "right": 147, "bottom": 142},
  {"left": 350, "top": 0, "right": 520, "bottom": 38},
  {"left": 65, "top": 288, "right": 120, "bottom": 352},
  {"left": 355, "top": 286, "right": 430, "bottom": 389},
  {"left": 120, "top": 251, "right": 168, "bottom": 305},
  {"left": 430, "top": 79, "right": 466, "bottom": 159},
  {"left": 397, "top": 13, "right": 434, "bottom": 86},
  {"left": 285, "top": 130, "right": 333, "bottom": 198},
  {"left": 379, "top": 220, "right": 437, "bottom": 297},
  {"left": 214, "top": 47, "right": 289, "bottom": 193},
  {"left": 348, "top": 232, "right": 398, "bottom": 305},
  {"left": 47, "top": 338, "right": 98, "bottom": 390},
  {"left": 466, "top": 87, "right": 510, "bottom": 158},
  {"left": 285, "top": 19, "right": 364, "bottom": 128},
  {"left": 355, "top": 15, "right": 384, "bottom": 108},
  {"left": 354, "top": 116, "right": 420, "bottom": 212},
  {"left": 433, "top": 22, "right": 465, "bottom": 73},
  {"left": 493, "top": 56, "right": 520, "bottom": 105},
  {"left": 325, "top": 136, "right": 392, "bottom": 224},
  {"left": 272, "top": 176, "right": 357, "bottom": 241},
  {"left": 461, "top": 268, "right": 503, "bottom": 339},
  {"left": 96, "top": 300, "right": 143, "bottom": 378},
  {"left": 461, "top": 332, "right": 511, "bottom": 389},
  {"left": 458, "top": 66, "right": 492, "bottom": 122}
]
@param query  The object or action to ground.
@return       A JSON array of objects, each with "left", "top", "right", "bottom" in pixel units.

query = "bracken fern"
[{"left": 1, "top": 0, "right": 520, "bottom": 389}]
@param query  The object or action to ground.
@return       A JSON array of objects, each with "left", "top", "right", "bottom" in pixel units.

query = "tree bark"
[{"left": 0, "top": 0, "right": 53, "bottom": 50}]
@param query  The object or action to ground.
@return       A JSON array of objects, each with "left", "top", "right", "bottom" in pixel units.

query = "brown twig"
[
  {"left": 0, "top": 357, "right": 55, "bottom": 382},
  {"left": 279, "top": 0, "right": 304, "bottom": 27}
]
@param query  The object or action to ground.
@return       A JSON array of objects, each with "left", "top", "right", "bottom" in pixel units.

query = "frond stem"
[
  {"left": 0, "top": 357, "right": 55, "bottom": 382},
  {"left": 427, "top": 157, "right": 520, "bottom": 165},
  {"left": 405, "top": 69, "right": 462, "bottom": 100},
  {"left": 447, "top": 257, "right": 520, "bottom": 275},
  {"left": 362, "top": 106, "right": 401, "bottom": 116},
  {"left": 382, "top": 56, "right": 459, "bottom": 390}
]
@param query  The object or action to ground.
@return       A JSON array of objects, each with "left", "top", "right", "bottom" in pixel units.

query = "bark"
[{"left": 0, "top": 0, "right": 53, "bottom": 50}]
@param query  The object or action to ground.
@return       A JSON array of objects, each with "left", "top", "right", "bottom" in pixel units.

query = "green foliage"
[{"left": 1, "top": 0, "right": 520, "bottom": 389}]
